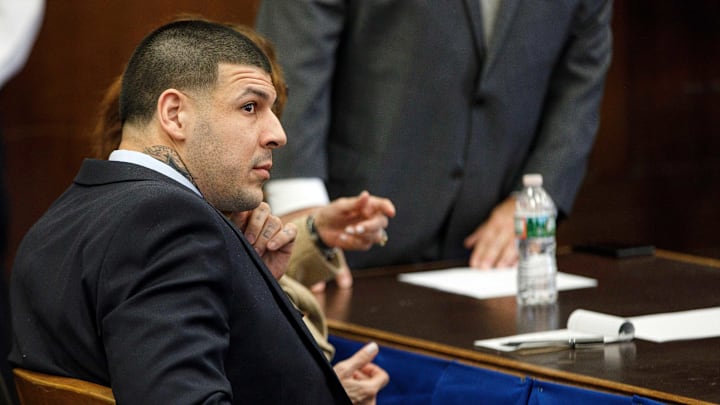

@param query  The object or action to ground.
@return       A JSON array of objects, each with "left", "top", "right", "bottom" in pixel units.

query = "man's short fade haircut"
[{"left": 119, "top": 19, "right": 272, "bottom": 126}]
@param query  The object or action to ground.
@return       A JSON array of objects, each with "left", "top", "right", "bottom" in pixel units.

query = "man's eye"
[{"left": 242, "top": 103, "right": 256, "bottom": 113}]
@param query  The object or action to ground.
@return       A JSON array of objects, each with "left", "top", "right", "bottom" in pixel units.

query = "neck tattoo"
[{"left": 143, "top": 145, "right": 196, "bottom": 185}]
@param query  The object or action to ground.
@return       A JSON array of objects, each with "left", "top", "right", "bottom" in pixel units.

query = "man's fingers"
[
  {"left": 229, "top": 211, "right": 251, "bottom": 233},
  {"left": 333, "top": 342, "right": 379, "bottom": 379},
  {"left": 267, "top": 222, "right": 297, "bottom": 251},
  {"left": 335, "top": 268, "right": 353, "bottom": 289},
  {"left": 310, "top": 281, "right": 327, "bottom": 293},
  {"left": 463, "top": 226, "right": 483, "bottom": 249},
  {"left": 334, "top": 233, "right": 381, "bottom": 251},
  {"left": 470, "top": 233, "right": 518, "bottom": 269},
  {"left": 497, "top": 241, "right": 519, "bottom": 268},
  {"left": 346, "top": 215, "right": 389, "bottom": 234},
  {"left": 329, "top": 190, "right": 370, "bottom": 214},
  {"left": 244, "top": 202, "right": 272, "bottom": 244},
  {"left": 470, "top": 240, "right": 499, "bottom": 269},
  {"left": 360, "top": 363, "right": 390, "bottom": 388},
  {"left": 252, "top": 214, "right": 282, "bottom": 255},
  {"left": 365, "top": 196, "right": 396, "bottom": 218}
]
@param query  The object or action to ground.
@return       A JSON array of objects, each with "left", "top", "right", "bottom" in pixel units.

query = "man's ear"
[{"left": 157, "top": 89, "right": 190, "bottom": 142}]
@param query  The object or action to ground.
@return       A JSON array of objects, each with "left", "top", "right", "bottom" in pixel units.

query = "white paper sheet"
[
  {"left": 629, "top": 306, "right": 720, "bottom": 343},
  {"left": 397, "top": 267, "right": 597, "bottom": 300}
]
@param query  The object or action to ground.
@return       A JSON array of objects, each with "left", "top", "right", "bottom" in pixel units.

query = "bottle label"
[{"left": 515, "top": 215, "right": 556, "bottom": 239}]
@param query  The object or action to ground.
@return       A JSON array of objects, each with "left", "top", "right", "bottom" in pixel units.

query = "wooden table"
[{"left": 320, "top": 249, "right": 720, "bottom": 404}]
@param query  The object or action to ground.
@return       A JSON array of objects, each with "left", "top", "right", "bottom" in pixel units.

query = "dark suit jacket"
[
  {"left": 257, "top": 0, "right": 613, "bottom": 267},
  {"left": 9, "top": 159, "right": 350, "bottom": 404}
]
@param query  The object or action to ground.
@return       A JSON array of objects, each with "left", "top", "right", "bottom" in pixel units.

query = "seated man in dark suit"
[{"left": 8, "top": 19, "right": 369, "bottom": 404}]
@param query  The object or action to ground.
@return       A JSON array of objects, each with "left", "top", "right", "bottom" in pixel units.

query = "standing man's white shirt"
[{"left": 264, "top": 0, "right": 501, "bottom": 216}]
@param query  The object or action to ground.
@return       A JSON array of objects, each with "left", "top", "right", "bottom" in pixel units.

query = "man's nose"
[{"left": 263, "top": 112, "right": 287, "bottom": 149}]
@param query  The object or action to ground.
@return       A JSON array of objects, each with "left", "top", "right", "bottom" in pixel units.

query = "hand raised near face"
[{"left": 230, "top": 202, "right": 297, "bottom": 280}]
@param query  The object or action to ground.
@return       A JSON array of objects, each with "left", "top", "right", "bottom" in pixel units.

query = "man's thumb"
[{"left": 333, "top": 342, "right": 379, "bottom": 377}]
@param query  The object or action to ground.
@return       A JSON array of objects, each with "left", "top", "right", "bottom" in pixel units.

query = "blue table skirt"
[{"left": 329, "top": 335, "right": 665, "bottom": 405}]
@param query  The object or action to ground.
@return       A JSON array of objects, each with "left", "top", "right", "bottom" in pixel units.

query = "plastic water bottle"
[{"left": 515, "top": 174, "right": 557, "bottom": 306}]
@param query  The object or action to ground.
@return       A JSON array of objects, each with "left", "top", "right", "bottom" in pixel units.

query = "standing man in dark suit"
[
  {"left": 256, "top": 1, "right": 612, "bottom": 276},
  {"left": 9, "top": 20, "right": 355, "bottom": 404}
]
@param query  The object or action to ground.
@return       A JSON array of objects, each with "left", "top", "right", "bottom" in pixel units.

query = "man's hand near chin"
[{"left": 230, "top": 202, "right": 297, "bottom": 280}]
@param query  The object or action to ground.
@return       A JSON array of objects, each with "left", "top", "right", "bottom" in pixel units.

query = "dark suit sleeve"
[
  {"left": 96, "top": 191, "right": 234, "bottom": 404},
  {"left": 255, "top": 0, "right": 345, "bottom": 180},
  {"left": 521, "top": 0, "right": 613, "bottom": 215}
]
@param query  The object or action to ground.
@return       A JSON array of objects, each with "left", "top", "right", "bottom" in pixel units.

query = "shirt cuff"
[{"left": 264, "top": 178, "right": 330, "bottom": 216}]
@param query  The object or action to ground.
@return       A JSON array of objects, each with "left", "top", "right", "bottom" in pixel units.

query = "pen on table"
[{"left": 501, "top": 336, "right": 605, "bottom": 349}]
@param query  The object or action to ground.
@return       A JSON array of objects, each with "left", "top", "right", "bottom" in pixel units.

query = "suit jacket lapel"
[
  {"left": 462, "top": 0, "right": 522, "bottom": 89},
  {"left": 481, "top": 0, "right": 521, "bottom": 81},
  {"left": 462, "top": 0, "right": 486, "bottom": 64}
]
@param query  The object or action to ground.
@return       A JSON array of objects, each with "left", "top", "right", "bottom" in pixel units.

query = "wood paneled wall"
[{"left": 1, "top": 1, "right": 718, "bottom": 276}]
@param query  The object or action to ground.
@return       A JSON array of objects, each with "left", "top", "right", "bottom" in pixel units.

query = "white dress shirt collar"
[{"left": 108, "top": 149, "right": 202, "bottom": 197}]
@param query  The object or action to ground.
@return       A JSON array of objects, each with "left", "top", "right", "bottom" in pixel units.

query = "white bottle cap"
[{"left": 522, "top": 174, "right": 543, "bottom": 187}]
